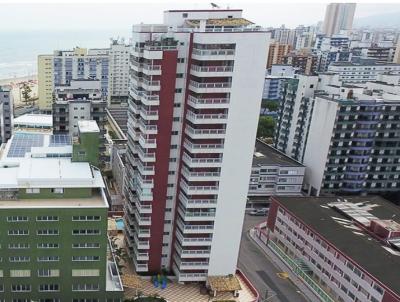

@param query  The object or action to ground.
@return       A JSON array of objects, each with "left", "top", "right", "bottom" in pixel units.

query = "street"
[{"left": 238, "top": 214, "right": 308, "bottom": 302}]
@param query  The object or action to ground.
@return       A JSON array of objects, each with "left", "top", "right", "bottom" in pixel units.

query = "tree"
[
  {"left": 261, "top": 99, "right": 279, "bottom": 112},
  {"left": 21, "top": 83, "right": 32, "bottom": 106},
  {"left": 257, "top": 116, "right": 276, "bottom": 139}
]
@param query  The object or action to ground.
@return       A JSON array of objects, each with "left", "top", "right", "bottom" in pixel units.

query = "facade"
[
  {"left": 263, "top": 196, "right": 400, "bottom": 302},
  {"left": 274, "top": 74, "right": 320, "bottom": 162},
  {"left": 322, "top": 3, "right": 356, "bottom": 37},
  {"left": 38, "top": 47, "right": 110, "bottom": 112},
  {"left": 0, "top": 122, "right": 123, "bottom": 301},
  {"left": 0, "top": 86, "right": 13, "bottom": 144},
  {"left": 108, "top": 40, "right": 131, "bottom": 105},
  {"left": 263, "top": 65, "right": 296, "bottom": 101},
  {"left": 124, "top": 9, "right": 269, "bottom": 281},
  {"left": 352, "top": 47, "right": 396, "bottom": 64},
  {"left": 53, "top": 80, "right": 107, "bottom": 140},
  {"left": 327, "top": 62, "right": 400, "bottom": 83},
  {"left": 248, "top": 140, "right": 305, "bottom": 197},
  {"left": 303, "top": 88, "right": 400, "bottom": 196},
  {"left": 267, "top": 42, "right": 292, "bottom": 68},
  {"left": 283, "top": 52, "right": 318, "bottom": 75}
]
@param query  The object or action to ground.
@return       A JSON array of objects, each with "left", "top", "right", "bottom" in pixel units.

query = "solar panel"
[
  {"left": 7, "top": 133, "right": 45, "bottom": 158},
  {"left": 49, "top": 134, "right": 72, "bottom": 147}
]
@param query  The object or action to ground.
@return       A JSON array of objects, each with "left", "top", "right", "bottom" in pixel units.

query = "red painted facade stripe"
[
  {"left": 148, "top": 50, "right": 178, "bottom": 273},
  {"left": 169, "top": 32, "right": 194, "bottom": 270}
]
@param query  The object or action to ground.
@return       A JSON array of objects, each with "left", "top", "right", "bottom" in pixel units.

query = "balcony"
[
  {"left": 132, "top": 257, "right": 148, "bottom": 273},
  {"left": 175, "top": 231, "right": 213, "bottom": 246},
  {"left": 180, "top": 180, "right": 219, "bottom": 195},
  {"left": 178, "top": 207, "right": 216, "bottom": 222},
  {"left": 183, "top": 140, "right": 224, "bottom": 154},
  {"left": 136, "top": 161, "right": 155, "bottom": 176},
  {"left": 133, "top": 245, "right": 150, "bottom": 261},
  {"left": 185, "top": 125, "right": 226, "bottom": 139},
  {"left": 129, "top": 102, "right": 140, "bottom": 115},
  {"left": 136, "top": 186, "right": 153, "bottom": 202},
  {"left": 138, "top": 120, "right": 158, "bottom": 135},
  {"left": 142, "top": 64, "right": 162, "bottom": 76},
  {"left": 175, "top": 244, "right": 211, "bottom": 258},
  {"left": 141, "top": 79, "right": 161, "bottom": 91},
  {"left": 179, "top": 193, "right": 218, "bottom": 209},
  {"left": 133, "top": 233, "right": 150, "bottom": 250},
  {"left": 139, "top": 134, "right": 157, "bottom": 149},
  {"left": 136, "top": 147, "right": 156, "bottom": 162},
  {"left": 133, "top": 207, "right": 152, "bottom": 226},
  {"left": 174, "top": 256, "right": 209, "bottom": 270},
  {"left": 189, "top": 81, "right": 231, "bottom": 93},
  {"left": 187, "top": 95, "right": 230, "bottom": 109},
  {"left": 181, "top": 167, "right": 220, "bottom": 181},
  {"left": 141, "top": 93, "right": 160, "bottom": 106},
  {"left": 176, "top": 219, "right": 214, "bottom": 234},
  {"left": 181, "top": 152, "right": 222, "bottom": 168},
  {"left": 190, "top": 65, "right": 233, "bottom": 77},
  {"left": 191, "top": 48, "right": 235, "bottom": 61},
  {"left": 140, "top": 109, "right": 159, "bottom": 121},
  {"left": 130, "top": 60, "right": 143, "bottom": 72},
  {"left": 186, "top": 111, "right": 228, "bottom": 124}
]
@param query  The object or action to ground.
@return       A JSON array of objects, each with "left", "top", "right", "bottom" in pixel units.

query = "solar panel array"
[
  {"left": 7, "top": 133, "right": 44, "bottom": 158},
  {"left": 49, "top": 134, "right": 71, "bottom": 147}
]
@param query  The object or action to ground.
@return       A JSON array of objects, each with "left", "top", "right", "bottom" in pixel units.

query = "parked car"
[{"left": 249, "top": 208, "right": 269, "bottom": 216}]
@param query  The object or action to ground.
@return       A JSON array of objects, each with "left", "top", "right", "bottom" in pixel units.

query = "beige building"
[
  {"left": 322, "top": 3, "right": 356, "bottom": 37},
  {"left": 394, "top": 40, "right": 400, "bottom": 64},
  {"left": 267, "top": 42, "right": 292, "bottom": 68},
  {"left": 37, "top": 55, "right": 53, "bottom": 112}
]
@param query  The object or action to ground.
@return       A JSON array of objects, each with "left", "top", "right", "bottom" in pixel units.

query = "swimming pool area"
[{"left": 115, "top": 218, "right": 124, "bottom": 230}]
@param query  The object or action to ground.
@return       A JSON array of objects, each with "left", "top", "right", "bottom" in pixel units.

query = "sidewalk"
[{"left": 248, "top": 228, "right": 320, "bottom": 302}]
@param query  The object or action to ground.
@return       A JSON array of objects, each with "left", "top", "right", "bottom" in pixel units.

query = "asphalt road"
[{"left": 238, "top": 214, "right": 308, "bottom": 302}]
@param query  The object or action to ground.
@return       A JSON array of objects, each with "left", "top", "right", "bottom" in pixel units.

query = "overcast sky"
[{"left": 0, "top": 1, "right": 400, "bottom": 35}]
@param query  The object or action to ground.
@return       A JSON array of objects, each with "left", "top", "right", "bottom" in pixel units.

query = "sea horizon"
[{"left": 0, "top": 29, "right": 129, "bottom": 80}]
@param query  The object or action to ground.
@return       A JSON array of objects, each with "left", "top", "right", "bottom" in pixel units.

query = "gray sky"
[{"left": 0, "top": 2, "right": 400, "bottom": 34}]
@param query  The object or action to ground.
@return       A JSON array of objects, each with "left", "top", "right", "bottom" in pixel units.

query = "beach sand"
[{"left": 0, "top": 75, "right": 38, "bottom": 106}]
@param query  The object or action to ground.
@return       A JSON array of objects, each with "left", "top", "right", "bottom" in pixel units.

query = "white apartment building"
[
  {"left": 328, "top": 62, "right": 400, "bottom": 83},
  {"left": 0, "top": 86, "right": 13, "bottom": 144},
  {"left": 322, "top": 3, "right": 356, "bottom": 37},
  {"left": 123, "top": 9, "right": 270, "bottom": 281},
  {"left": 109, "top": 40, "right": 131, "bottom": 105}
]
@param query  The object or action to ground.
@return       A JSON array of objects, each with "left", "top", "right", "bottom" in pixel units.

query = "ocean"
[{"left": 0, "top": 29, "right": 129, "bottom": 79}]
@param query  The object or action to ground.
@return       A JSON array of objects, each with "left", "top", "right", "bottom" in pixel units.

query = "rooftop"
[
  {"left": 185, "top": 18, "right": 253, "bottom": 27},
  {"left": 253, "top": 140, "right": 304, "bottom": 167},
  {"left": 13, "top": 114, "right": 53, "bottom": 128},
  {"left": 273, "top": 195, "right": 400, "bottom": 297},
  {"left": 78, "top": 120, "right": 100, "bottom": 133}
]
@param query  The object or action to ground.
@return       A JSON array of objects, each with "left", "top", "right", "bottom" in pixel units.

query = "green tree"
[
  {"left": 257, "top": 116, "right": 276, "bottom": 138},
  {"left": 21, "top": 83, "right": 32, "bottom": 105},
  {"left": 261, "top": 99, "right": 279, "bottom": 112}
]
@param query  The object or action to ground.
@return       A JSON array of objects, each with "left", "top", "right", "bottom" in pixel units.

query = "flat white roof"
[
  {"left": 13, "top": 114, "right": 53, "bottom": 128},
  {"left": 78, "top": 120, "right": 100, "bottom": 133}
]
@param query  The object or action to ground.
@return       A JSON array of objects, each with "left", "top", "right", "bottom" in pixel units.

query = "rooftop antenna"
[{"left": 211, "top": 3, "right": 220, "bottom": 9}]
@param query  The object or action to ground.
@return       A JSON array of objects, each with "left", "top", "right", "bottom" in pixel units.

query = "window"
[
  {"left": 8, "top": 230, "right": 29, "bottom": 236},
  {"left": 38, "top": 269, "right": 60, "bottom": 277},
  {"left": 37, "top": 216, "right": 58, "bottom": 221},
  {"left": 10, "top": 270, "right": 31, "bottom": 277},
  {"left": 175, "top": 88, "right": 182, "bottom": 93},
  {"left": 51, "top": 188, "right": 64, "bottom": 194},
  {"left": 37, "top": 229, "right": 59, "bottom": 236},
  {"left": 72, "top": 269, "right": 100, "bottom": 277},
  {"left": 72, "top": 283, "right": 100, "bottom": 291},
  {"left": 11, "top": 284, "right": 31, "bottom": 292},
  {"left": 37, "top": 243, "right": 59, "bottom": 249},
  {"left": 8, "top": 243, "right": 29, "bottom": 249},
  {"left": 72, "top": 216, "right": 101, "bottom": 221},
  {"left": 9, "top": 256, "right": 30, "bottom": 262},
  {"left": 72, "top": 256, "right": 100, "bottom": 261},
  {"left": 26, "top": 188, "right": 40, "bottom": 194},
  {"left": 72, "top": 229, "right": 101, "bottom": 235},
  {"left": 37, "top": 256, "right": 59, "bottom": 262},
  {"left": 7, "top": 216, "right": 28, "bottom": 222},
  {"left": 39, "top": 284, "right": 59, "bottom": 292},
  {"left": 72, "top": 243, "right": 100, "bottom": 248},
  {"left": 182, "top": 13, "right": 188, "bottom": 18}
]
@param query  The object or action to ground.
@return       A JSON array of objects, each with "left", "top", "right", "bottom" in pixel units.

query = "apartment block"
[
  {"left": 124, "top": 9, "right": 269, "bottom": 281},
  {"left": 52, "top": 80, "right": 106, "bottom": 140},
  {"left": 283, "top": 52, "right": 318, "bottom": 75},
  {"left": 0, "top": 86, "right": 13, "bottom": 144},
  {"left": 248, "top": 140, "right": 304, "bottom": 197},
  {"left": 322, "top": 3, "right": 356, "bottom": 37},
  {"left": 262, "top": 196, "right": 400, "bottom": 302},
  {"left": 0, "top": 121, "right": 123, "bottom": 301},
  {"left": 38, "top": 47, "right": 110, "bottom": 112},
  {"left": 267, "top": 42, "right": 292, "bottom": 69},
  {"left": 263, "top": 65, "right": 296, "bottom": 101},
  {"left": 303, "top": 86, "right": 400, "bottom": 196},
  {"left": 328, "top": 62, "right": 400, "bottom": 83},
  {"left": 108, "top": 40, "right": 131, "bottom": 105}
]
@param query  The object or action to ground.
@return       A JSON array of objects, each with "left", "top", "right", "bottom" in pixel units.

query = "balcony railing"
[
  {"left": 179, "top": 193, "right": 217, "bottom": 207},
  {"left": 186, "top": 111, "right": 228, "bottom": 122},
  {"left": 187, "top": 95, "right": 230, "bottom": 106},
  {"left": 183, "top": 139, "right": 224, "bottom": 151},
  {"left": 182, "top": 152, "right": 222, "bottom": 166},
  {"left": 185, "top": 125, "right": 226, "bottom": 136},
  {"left": 191, "top": 65, "right": 233, "bottom": 73},
  {"left": 189, "top": 81, "right": 231, "bottom": 89},
  {"left": 192, "top": 49, "right": 235, "bottom": 56}
]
